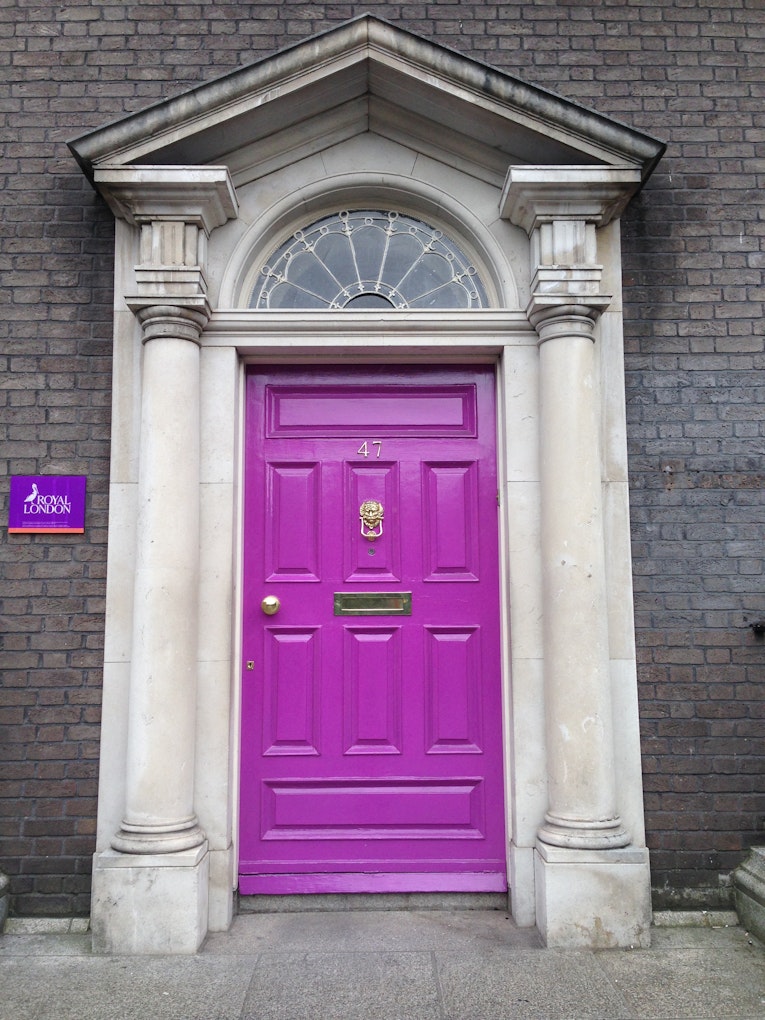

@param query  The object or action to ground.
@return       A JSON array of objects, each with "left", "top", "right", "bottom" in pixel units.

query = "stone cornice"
[
  {"left": 93, "top": 166, "right": 238, "bottom": 234},
  {"left": 93, "top": 167, "right": 238, "bottom": 308},
  {"left": 69, "top": 17, "right": 665, "bottom": 185},
  {"left": 500, "top": 165, "right": 644, "bottom": 233}
]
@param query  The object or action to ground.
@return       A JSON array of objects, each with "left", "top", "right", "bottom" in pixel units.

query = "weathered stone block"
[{"left": 733, "top": 847, "right": 765, "bottom": 945}]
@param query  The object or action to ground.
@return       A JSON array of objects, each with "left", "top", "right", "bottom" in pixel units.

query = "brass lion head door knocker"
[{"left": 359, "top": 499, "right": 384, "bottom": 541}]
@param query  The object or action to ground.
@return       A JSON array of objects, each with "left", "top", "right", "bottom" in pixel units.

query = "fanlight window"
[{"left": 252, "top": 210, "right": 488, "bottom": 310}]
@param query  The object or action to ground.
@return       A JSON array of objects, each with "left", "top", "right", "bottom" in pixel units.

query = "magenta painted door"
[{"left": 239, "top": 365, "right": 506, "bottom": 894}]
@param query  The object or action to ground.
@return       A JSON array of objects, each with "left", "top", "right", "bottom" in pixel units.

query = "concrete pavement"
[{"left": 1, "top": 907, "right": 764, "bottom": 1019}]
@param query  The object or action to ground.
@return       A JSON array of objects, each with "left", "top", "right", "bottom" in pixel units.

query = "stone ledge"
[
  {"left": 652, "top": 910, "right": 740, "bottom": 929},
  {"left": 3, "top": 918, "right": 90, "bottom": 935}
]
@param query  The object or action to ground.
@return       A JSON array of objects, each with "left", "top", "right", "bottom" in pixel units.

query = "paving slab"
[
  {"left": 437, "top": 947, "right": 634, "bottom": 1019},
  {"left": 241, "top": 950, "right": 441, "bottom": 1020},
  {"left": 0, "top": 931, "right": 92, "bottom": 958},
  {"left": 595, "top": 939, "right": 765, "bottom": 1019},
  {"left": 0, "top": 954, "right": 255, "bottom": 1020}
]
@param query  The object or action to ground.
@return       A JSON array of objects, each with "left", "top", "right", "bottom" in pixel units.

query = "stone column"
[
  {"left": 502, "top": 167, "right": 652, "bottom": 947},
  {"left": 111, "top": 301, "right": 208, "bottom": 855},
  {"left": 530, "top": 295, "right": 629, "bottom": 850},
  {"left": 89, "top": 168, "right": 237, "bottom": 953}
]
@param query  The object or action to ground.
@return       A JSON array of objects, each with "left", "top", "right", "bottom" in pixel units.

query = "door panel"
[
  {"left": 266, "top": 463, "right": 321, "bottom": 580},
  {"left": 344, "top": 462, "right": 401, "bottom": 581},
  {"left": 422, "top": 461, "right": 480, "bottom": 579},
  {"left": 343, "top": 625, "right": 402, "bottom": 755},
  {"left": 425, "top": 626, "right": 483, "bottom": 754},
  {"left": 261, "top": 628, "right": 321, "bottom": 757},
  {"left": 239, "top": 365, "right": 506, "bottom": 894}
]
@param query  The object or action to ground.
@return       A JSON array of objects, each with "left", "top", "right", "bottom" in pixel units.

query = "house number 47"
[{"left": 357, "top": 441, "right": 382, "bottom": 458}]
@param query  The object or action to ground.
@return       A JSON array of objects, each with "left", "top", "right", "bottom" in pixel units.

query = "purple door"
[{"left": 239, "top": 365, "right": 506, "bottom": 894}]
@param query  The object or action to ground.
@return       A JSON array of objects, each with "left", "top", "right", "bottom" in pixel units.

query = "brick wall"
[{"left": 1, "top": 0, "right": 763, "bottom": 915}]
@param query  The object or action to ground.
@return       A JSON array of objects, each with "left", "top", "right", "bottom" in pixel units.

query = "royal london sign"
[{"left": 8, "top": 476, "right": 86, "bottom": 534}]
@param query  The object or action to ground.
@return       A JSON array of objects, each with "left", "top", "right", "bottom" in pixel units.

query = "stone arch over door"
[{"left": 70, "top": 15, "right": 665, "bottom": 954}]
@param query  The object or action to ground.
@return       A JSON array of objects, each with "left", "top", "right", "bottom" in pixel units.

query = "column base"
[
  {"left": 534, "top": 841, "right": 651, "bottom": 948},
  {"left": 91, "top": 842, "right": 209, "bottom": 954},
  {"left": 111, "top": 815, "right": 206, "bottom": 855},
  {"left": 538, "top": 812, "right": 630, "bottom": 850}
]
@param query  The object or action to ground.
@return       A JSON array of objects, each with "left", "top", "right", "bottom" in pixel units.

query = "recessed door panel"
[
  {"left": 422, "top": 462, "right": 480, "bottom": 581},
  {"left": 266, "top": 384, "right": 478, "bottom": 437},
  {"left": 343, "top": 626, "right": 402, "bottom": 755},
  {"left": 261, "top": 628, "right": 321, "bottom": 757},
  {"left": 240, "top": 365, "right": 506, "bottom": 894},
  {"left": 265, "top": 463, "right": 321, "bottom": 581},
  {"left": 344, "top": 461, "right": 401, "bottom": 581},
  {"left": 425, "top": 626, "right": 483, "bottom": 754},
  {"left": 260, "top": 778, "right": 484, "bottom": 840}
]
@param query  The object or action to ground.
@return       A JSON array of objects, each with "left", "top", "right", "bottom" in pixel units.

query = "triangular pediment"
[{"left": 69, "top": 15, "right": 663, "bottom": 190}]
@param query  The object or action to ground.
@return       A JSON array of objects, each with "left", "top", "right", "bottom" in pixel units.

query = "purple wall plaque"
[{"left": 8, "top": 476, "right": 87, "bottom": 534}]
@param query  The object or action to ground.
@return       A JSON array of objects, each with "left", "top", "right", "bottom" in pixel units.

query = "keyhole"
[{"left": 368, "top": 548, "right": 376, "bottom": 556}]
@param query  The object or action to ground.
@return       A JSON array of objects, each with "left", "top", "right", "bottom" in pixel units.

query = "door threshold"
[{"left": 237, "top": 891, "right": 509, "bottom": 914}]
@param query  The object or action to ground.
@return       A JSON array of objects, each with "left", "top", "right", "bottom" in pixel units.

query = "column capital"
[
  {"left": 526, "top": 295, "right": 611, "bottom": 342},
  {"left": 502, "top": 165, "right": 642, "bottom": 307},
  {"left": 93, "top": 165, "right": 238, "bottom": 233},
  {"left": 94, "top": 165, "right": 238, "bottom": 307},
  {"left": 130, "top": 301, "right": 211, "bottom": 344},
  {"left": 500, "top": 165, "right": 643, "bottom": 234}
]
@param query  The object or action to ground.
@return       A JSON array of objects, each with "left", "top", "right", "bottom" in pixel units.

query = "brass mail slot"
[{"left": 334, "top": 592, "right": 412, "bottom": 616}]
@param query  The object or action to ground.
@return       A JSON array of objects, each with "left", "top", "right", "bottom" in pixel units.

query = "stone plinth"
[
  {"left": 535, "top": 842, "right": 652, "bottom": 948},
  {"left": 733, "top": 847, "right": 765, "bottom": 944},
  {"left": 0, "top": 870, "right": 9, "bottom": 932},
  {"left": 91, "top": 844, "right": 209, "bottom": 954}
]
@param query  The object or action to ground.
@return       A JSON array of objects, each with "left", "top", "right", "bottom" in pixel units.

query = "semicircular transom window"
[{"left": 251, "top": 210, "right": 489, "bottom": 310}]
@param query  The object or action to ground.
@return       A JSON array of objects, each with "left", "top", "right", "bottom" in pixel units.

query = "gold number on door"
[{"left": 356, "top": 441, "right": 382, "bottom": 459}]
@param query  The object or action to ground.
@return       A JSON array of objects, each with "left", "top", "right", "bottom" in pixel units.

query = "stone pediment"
[{"left": 69, "top": 15, "right": 664, "bottom": 191}]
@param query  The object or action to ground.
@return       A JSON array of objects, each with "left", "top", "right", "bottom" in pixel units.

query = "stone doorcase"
[{"left": 69, "top": 16, "right": 665, "bottom": 954}]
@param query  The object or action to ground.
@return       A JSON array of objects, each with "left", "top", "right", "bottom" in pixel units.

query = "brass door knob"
[{"left": 261, "top": 595, "right": 281, "bottom": 616}]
